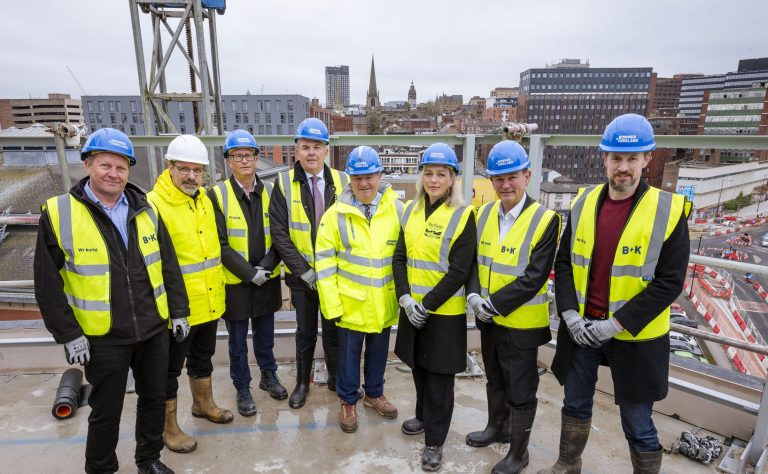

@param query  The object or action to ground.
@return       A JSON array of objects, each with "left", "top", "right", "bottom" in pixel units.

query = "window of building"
[
  {"left": 242, "top": 100, "right": 248, "bottom": 111},
  {"left": 109, "top": 101, "right": 116, "bottom": 112},
  {"left": 254, "top": 113, "right": 260, "bottom": 123},
  {"left": 99, "top": 101, "right": 105, "bottom": 112},
  {"left": 232, "top": 100, "right": 237, "bottom": 112},
  {"left": 280, "top": 113, "right": 286, "bottom": 124},
  {"left": 110, "top": 113, "right": 116, "bottom": 123},
  {"left": 130, "top": 101, "right": 136, "bottom": 112},
  {"left": 116, "top": 102, "right": 122, "bottom": 112},
  {"left": 276, "top": 100, "right": 282, "bottom": 110},
  {"left": 265, "top": 101, "right": 271, "bottom": 112},
  {"left": 258, "top": 101, "right": 263, "bottom": 111},
  {"left": 266, "top": 113, "right": 271, "bottom": 124},
  {"left": 287, "top": 100, "right": 294, "bottom": 111},
  {"left": 259, "top": 125, "right": 265, "bottom": 134},
  {"left": 130, "top": 125, "right": 136, "bottom": 135}
]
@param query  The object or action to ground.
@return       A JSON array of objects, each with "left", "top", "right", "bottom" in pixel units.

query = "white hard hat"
[{"left": 165, "top": 134, "right": 209, "bottom": 165}]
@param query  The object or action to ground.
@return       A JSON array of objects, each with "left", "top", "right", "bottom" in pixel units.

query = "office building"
[
  {"left": 679, "top": 58, "right": 768, "bottom": 117},
  {"left": 0, "top": 94, "right": 83, "bottom": 129},
  {"left": 325, "top": 65, "right": 350, "bottom": 109}
]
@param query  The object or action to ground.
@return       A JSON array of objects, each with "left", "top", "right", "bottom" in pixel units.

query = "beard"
[
  {"left": 180, "top": 180, "right": 199, "bottom": 196},
  {"left": 609, "top": 173, "right": 636, "bottom": 193}
]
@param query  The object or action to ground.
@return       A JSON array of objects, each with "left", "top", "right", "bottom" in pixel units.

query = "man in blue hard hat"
[
  {"left": 315, "top": 146, "right": 403, "bottom": 433},
  {"left": 542, "top": 114, "right": 690, "bottom": 473},
  {"left": 465, "top": 140, "right": 562, "bottom": 473},
  {"left": 269, "top": 118, "right": 349, "bottom": 408},
  {"left": 208, "top": 130, "right": 286, "bottom": 418},
  {"left": 34, "top": 128, "right": 189, "bottom": 474}
]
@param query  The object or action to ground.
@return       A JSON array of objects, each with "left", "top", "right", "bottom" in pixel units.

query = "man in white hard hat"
[{"left": 148, "top": 135, "right": 232, "bottom": 454}]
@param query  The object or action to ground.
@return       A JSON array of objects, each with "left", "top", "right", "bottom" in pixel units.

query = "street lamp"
[
  {"left": 757, "top": 175, "right": 768, "bottom": 215},
  {"left": 716, "top": 178, "right": 732, "bottom": 216}
]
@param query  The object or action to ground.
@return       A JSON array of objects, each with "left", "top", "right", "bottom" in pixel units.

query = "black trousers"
[
  {"left": 412, "top": 365, "right": 455, "bottom": 447},
  {"left": 84, "top": 330, "right": 169, "bottom": 474},
  {"left": 481, "top": 324, "right": 539, "bottom": 409},
  {"left": 292, "top": 289, "right": 338, "bottom": 357},
  {"left": 166, "top": 318, "right": 218, "bottom": 400}
]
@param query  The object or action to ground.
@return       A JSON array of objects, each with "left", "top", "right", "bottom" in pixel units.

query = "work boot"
[
  {"left": 363, "top": 394, "right": 398, "bottom": 419},
  {"left": 401, "top": 417, "right": 425, "bottom": 436},
  {"left": 162, "top": 399, "right": 197, "bottom": 453},
  {"left": 492, "top": 407, "right": 536, "bottom": 474},
  {"left": 325, "top": 350, "right": 338, "bottom": 392},
  {"left": 630, "top": 449, "right": 663, "bottom": 474},
  {"left": 537, "top": 414, "right": 591, "bottom": 474},
  {"left": 466, "top": 386, "right": 511, "bottom": 447},
  {"left": 421, "top": 446, "right": 443, "bottom": 472},
  {"left": 189, "top": 376, "right": 234, "bottom": 424},
  {"left": 289, "top": 348, "right": 313, "bottom": 409},
  {"left": 259, "top": 369, "right": 288, "bottom": 400},
  {"left": 339, "top": 401, "right": 358, "bottom": 433},
  {"left": 137, "top": 459, "right": 174, "bottom": 474},
  {"left": 236, "top": 386, "right": 257, "bottom": 417}
]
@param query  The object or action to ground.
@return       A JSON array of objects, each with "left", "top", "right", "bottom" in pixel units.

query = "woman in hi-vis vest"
[{"left": 393, "top": 143, "right": 476, "bottom": 472}]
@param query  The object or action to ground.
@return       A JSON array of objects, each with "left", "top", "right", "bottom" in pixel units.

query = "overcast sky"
[{"left": 1, "top": 1, "right": 766, "bottom": 105}]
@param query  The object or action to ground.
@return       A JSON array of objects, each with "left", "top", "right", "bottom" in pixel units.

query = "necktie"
[
  {"left": 364, "top": 204, "right": 372, "bottom": 222},
  {"left": 311, "top": 175, "right": 324, "bottom": 225}
]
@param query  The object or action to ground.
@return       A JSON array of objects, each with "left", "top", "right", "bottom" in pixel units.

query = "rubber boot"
[
  {"left": 289, "top": 348, "right": 313, "bottom": 409},
  {"left": 536, "top": 414, "right": 591, "bottom": 474},
  {"left": 492, "top": 407, "right": 536, "bottom": 474},
  {"left": 630, "top": 449, "right": 662, "bottom": 474},
  {"left": 162, "top": 398, "right": 197, "bottom": 453},
  {"left": 325, "top": 349, "right": 338, "bottom": 392},
  {"left": 189, "top": 376, "right": 234, "bottom": 424},
  {"left": 466, "top": 386, "right": 511, "bottom": 447}
]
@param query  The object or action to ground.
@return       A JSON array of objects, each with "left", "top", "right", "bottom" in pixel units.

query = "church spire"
[{"left": 366, "top": 55, "right": 380, "bottom": 110}]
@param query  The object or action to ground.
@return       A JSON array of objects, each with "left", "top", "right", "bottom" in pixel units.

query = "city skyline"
[{"left": 0, "top": 1, "right": 766, "bottom": 104}]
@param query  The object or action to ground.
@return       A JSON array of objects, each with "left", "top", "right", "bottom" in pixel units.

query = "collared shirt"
[
  {"left": 233, "top": 176, "right": 257, "bottom": 200},
  {"left": 497, "top": 196, "right": 527, "bottom": 243},
  {"left": 352, "top": 192, "right": 383, "bottom": 221},
  {"left": 84, "top": 181, "right": 130, "bottom": 248},
  {"left": 305, "top": 169, "right": 325, "bottom": 198}
]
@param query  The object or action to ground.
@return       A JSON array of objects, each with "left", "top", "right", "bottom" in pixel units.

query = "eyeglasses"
[
  {"left": 228, "top": 153, "right": 258, "bottom": 162},
  {"left": 174, "top": 165, "right": 205, "bottom": 176}
]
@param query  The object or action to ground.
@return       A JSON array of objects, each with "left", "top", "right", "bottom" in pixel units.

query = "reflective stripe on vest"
[
  {"left": 570, "top": 184, "right": 685, "bottom": 341},
  {"left": 403, "top": 201, "right": 473, "bottom": 315},
  {"left": 212, "top": 179, "right": 276, "bottom": 284},
  {"left": 46, "top": 194, "right": 169, "bottom": 336},
  {"left": 277, "top": 168, "right": 348, "bottom": 271},
  {"left": 476, "top": 200, "right": 557, "bottom": 329}
]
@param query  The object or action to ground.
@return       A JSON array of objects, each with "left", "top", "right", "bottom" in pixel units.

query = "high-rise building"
[
  {"left": 679, "top": 58, "right": 768, "bottom": 117},
  {"left": 408, "top": 81, "right": 416, "bottom": 108},
  {"left": 648, "top": 74, "right": 702, "bottom": 117},
  {"left": 325, "top": 65, "right": 350, "bottom": 109},
  {"left": 518, "top": 59, "right": 652, "bottom": 183},
  {"left": 0, "top": 93, "right": 83, "bottom": 129}
]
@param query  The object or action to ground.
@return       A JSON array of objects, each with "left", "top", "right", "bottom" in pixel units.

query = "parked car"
[
  {"left": 762, "top": 232, "right": 768, "bottom": 247},
  {"left": 670, "top": 314, "right": 699, "bottom": 328},
  {"left": 670, "top": 303, "right": 686, "bottom": 316},
  {"left": 670, "top": 330, "right": 699, "bottom": 348},
  {"left": 671, "top": 350, "right": 707, "bottom": 363},
  {"left": 669, "top": 338, "right": 703, "bottom": 357}
]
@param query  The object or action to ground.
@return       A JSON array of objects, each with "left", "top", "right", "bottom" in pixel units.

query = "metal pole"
[
  {"left": 53, "top": 124, "right": 71, "bottom": 192},
  {"left": 716, "top": 178, "right": 727, "bottom": 216},
  {"left": 207, "top": 11, "right": 224, "bottom": 135},
  {"left": 527, "top": 135, "right": 546, "bottom": 201},
  {"left": 689, "top": 235, "right": 702, "bottom": 299},
  {"left": 461, "top": 134, "right": 475, "bottom": 203},
  {"left": 739, "top": 386, "right": 768, "bottom": 473},
  {"left": 192, "top": 0, "right": 216, "bottom": 185},
  {"left": 758, "top": 176, "right": 767, "bottom": 215}
]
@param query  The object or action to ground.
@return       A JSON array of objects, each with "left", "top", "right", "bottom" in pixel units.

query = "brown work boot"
[
  {"left": 339, "top": 401, "right": 358, "bottom": 433},
  {"left": 363, "top": 394, "right": 398, "bottom": 419},
  {"left": 189, "top": 376, "right": 234, "bottom": 424},
  {"left": 162, "top": 398, "right": 197, "bottom": 453}
]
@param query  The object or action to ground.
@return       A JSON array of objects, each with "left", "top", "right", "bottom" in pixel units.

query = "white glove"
[
  {"left": 562, "top": 310, "right": 588, "bottom": 345},
  {"left": 172, "top": 317, "right": 191, "bottom": 343},
  {"left": 251, "top": 266, "right": 271, "bottom": 286},
  {"left": 399, "top": 294, "right": 428, "bottom": 329},
  {"left": 64, "top": 335, "right": 90, "bottom": 366},
  {"left": 468, "top": 294, "right": 496, "bottom": 323},
  {"left": 300, "top": 269, "right": 317, "bottom": 290},
  {"left": 580, "top": 318, "right": 623, "bottom": 348}
]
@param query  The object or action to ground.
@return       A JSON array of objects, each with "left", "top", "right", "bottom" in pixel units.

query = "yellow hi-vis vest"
[
  {"left": 275, "top": 168, "right": 348, "bottom": 272},
  {"left": 44, "top": 194, "right": 169, "bottom": 335},
  {"left": 569, "top": 184, "right": 689, "bottom": 341},
  {"left": 211, "top": 179, "right": 278, "bottom": 284},
  {"left": 148, "top": 170, "right": 225, "bottom": 326},
  {"left": 401, "top": 199, "right": 474, "bottom": 315},
  {"left": 476, "top": 200, "right": 560, "bottom": 329},
  {"left": 315, "top": 187, "right": 404, "bottom": 333}
]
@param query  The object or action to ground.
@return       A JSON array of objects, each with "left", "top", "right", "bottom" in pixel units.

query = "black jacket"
[
  {"left": 34, "top": 178, "right": 189, "bottom": 346},
  {"left": 552, "top": 180, "right": 690, "bottom": 403},
  {"left": 268, "top": 162, "right": 342, "bottom": 292},
  {"left": 207, "top": 175, "right": 282, "bottom": 320},
  {"left": 467, "top": 194, "right": 561, "bottom": 349},
  {"left": 393, "top": 196, "right": 476, "bottom": 374}
]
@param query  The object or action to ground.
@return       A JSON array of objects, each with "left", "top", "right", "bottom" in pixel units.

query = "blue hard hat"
[
  {"left": 223, "top": 130, "right": 259, "bottom": 157},
  {"left": 599, "top": 113, "right": 656, "bottom": 153},
  {"left": 419, "top": 143, "right": 459, "bottom": 173},
  {"left": 486, "top": 140, "right": 531, "bottom": 176},
  {"left": 81, "top": 128, "right": 136, "bottom": 166},
  {"left": 294, "top": 118, "right": 329, "bottom": 144},
  {"left": 345, "top": 146, "right": 382, "bottom": 175}
]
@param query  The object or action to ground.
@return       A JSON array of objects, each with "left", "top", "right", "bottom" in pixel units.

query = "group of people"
[{"left": 35, "top": 112, "right": 689, "bottom": 474}]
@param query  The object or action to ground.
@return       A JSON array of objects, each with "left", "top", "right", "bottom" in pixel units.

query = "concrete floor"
[{"left": 0, "top": 361, "right": 726, "bottom": 473}]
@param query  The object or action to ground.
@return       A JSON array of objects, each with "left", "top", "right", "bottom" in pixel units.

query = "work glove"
[
  {"left": 580, "top": 318, "right": 623, "bottom": 348},
  {"left": 468, "top": 294, "right": 497, "bottom": 323},
  {"left": 399, "top": 294, "right": 428, "bottom": 329},
  {"left": 562, "top": 309, "right": 588, "bottom": 345},
  {"left": 64, "top": 335, "right": 90, "bottom": 366},
  {"left": 172, "top": 317, "right": 191, "bottom": 343},
  {"left": 251, "top": 266, "right": 271, "bottom": 286},
  {"left": 300, "top": 269, "right": 318, "bottom": 291}
]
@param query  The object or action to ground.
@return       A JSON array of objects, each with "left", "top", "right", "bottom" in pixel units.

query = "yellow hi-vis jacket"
[
  {"left": 275, "top": 168, "right": 348, "bottom": 272},
  {"left": 401, "top": 199, "right": 474, "bottom": 315},
  {"left": 569, "top": 184, "right": 689, "bottom": 341},
  {"left": 44, "top": 194, "right": 169, "bottom": 335},
  {"left": 148, "top": 169, "right": 225, "bottom": 326},
  {"left": 210, "top": 179, "right": 278, "bottom": 284},
  {"left": 476, "top": 200, "right": 560, "bottom": 329},
  {"left": 315, "top": 185, "right": 404, "bottom": 333}
]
